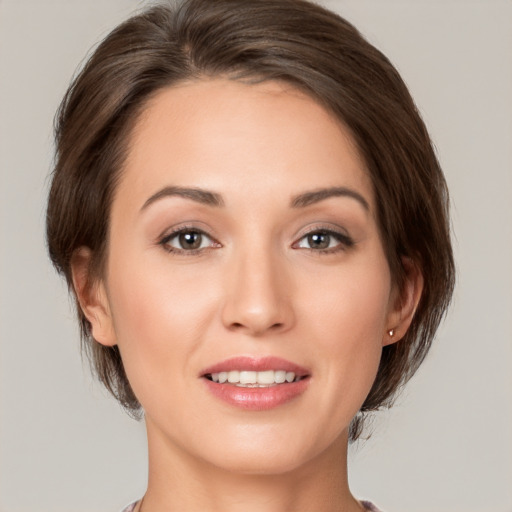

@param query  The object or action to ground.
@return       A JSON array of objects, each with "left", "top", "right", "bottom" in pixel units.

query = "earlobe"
[
  {"left": 383, "top": 257, "right": 424, "bottom": 346},
  {"left": 70, "top": 247, "right": 116, "bottom": 347}
]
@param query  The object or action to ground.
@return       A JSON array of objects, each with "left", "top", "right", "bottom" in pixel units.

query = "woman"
[{"left": 46, "top": 0, "right": 454, "bottom": 510}]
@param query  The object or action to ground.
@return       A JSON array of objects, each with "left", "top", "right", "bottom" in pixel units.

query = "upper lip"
[{"left": 200, "top": 356, "right": 310, "bottom": 377}]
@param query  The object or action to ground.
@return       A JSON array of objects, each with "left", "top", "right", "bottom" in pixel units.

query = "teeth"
[
  {"left": 257, "top": 370, "right": 275, "bottom": 384},
  {"left": 274, "top": 370, "right": 286, "bottom": 384},
  {"left": 227, "top": 370, "right": 239, "bottom": 383},
  {"left": 209, "top": 370, "right": 300, "bottom": 386}
]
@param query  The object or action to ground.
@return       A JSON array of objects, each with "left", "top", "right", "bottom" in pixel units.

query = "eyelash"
[
  {"left": 159, "top": 226, "right": 219, "bottom": 255},
  {"left": 158, "top": 226, "right": 354, "bottom": 255},
  {"left": 293, "top": 227, "right": 354, "bottom": 254}
]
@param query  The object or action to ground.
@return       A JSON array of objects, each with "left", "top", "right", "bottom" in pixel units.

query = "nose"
[{"left": 221, "top": 248, "right": 295, "bottom": 336}]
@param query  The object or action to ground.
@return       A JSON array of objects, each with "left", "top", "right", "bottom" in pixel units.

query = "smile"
[
  {"left": 201, "top": 357, "right": 310, "bottom": 410},
  {"left": 206, "top": 370, "right": 302, "bottom": 387}
]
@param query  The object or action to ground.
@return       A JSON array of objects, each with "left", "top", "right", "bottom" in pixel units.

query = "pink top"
[
  {"left": 122, "top": 499, "right": 382, "bottom": 511},
  {"left": 361, "top": 501, "right": 383, "bottom": 512}
]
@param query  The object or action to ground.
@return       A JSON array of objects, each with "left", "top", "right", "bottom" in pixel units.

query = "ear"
[
  {"left": 70, "top": 247, "right": 116, "bottom": 347},
  {"left": 383, "top": 257, "right": 424, "bottom": 347}
]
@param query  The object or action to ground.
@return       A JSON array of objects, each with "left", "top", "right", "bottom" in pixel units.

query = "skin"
[{"left": 72, "top": 79, "right": 422, "bottom": 512}]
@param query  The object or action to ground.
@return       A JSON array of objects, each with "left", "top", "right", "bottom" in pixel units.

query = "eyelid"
[
  {"left": 292, "top": 225, "right": 354, "bottom": 251},
  {"left": 156, "top": 222, "right": 354, "bottom": 255},
  {"left": 158, "top": 224, "right": 221, "bottom": 254}
]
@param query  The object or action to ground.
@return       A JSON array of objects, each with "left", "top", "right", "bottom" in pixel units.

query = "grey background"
[{"left": 0, "top": 1, "right": 511, "bottom": 511}]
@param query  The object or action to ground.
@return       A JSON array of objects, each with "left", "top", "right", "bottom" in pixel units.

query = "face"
[{"left": 83, "top": 79, "right": 406, "bottom": 475}]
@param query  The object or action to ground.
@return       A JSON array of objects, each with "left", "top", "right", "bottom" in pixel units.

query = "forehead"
[{"left": 116, "top": 78, "right": 374, "bottom": 212}]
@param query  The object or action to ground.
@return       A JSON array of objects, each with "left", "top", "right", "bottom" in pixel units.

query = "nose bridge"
[{"left": 221, "top": 239, "right": 293, "bottom": 335}]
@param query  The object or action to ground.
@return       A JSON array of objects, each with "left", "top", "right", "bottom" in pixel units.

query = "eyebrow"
[
  {"left": 141, "top": 186, "right": 225, "bottom": 211},
  {"left": 140, "top": 185, "right": 369, "bottom": 212},
  {"left": 290, "top": 186, "right": 370, "bottom": 211}
]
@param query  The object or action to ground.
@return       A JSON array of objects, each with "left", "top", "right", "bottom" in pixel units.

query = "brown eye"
[
  {"left": 178, "top": 231, "right": 203, "bottom": 250},
  {"left": 294, "top": 229, "right": 354, "bottom": 252},
  {"left": 161, "top": 229, "right": 216, "bottom": 253},
  {"left": 307, "top": 232, "right": 331, "bottom": 249}
]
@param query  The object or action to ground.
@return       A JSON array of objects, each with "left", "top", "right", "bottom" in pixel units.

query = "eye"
[
  {"left": 294, "top": 229, "right": 353, "bottom": 252},
  {"left": 160, "top": 228, "right": 218, "bottom": 253}
]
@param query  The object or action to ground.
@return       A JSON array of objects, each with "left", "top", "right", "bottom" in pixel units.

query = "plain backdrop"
[{"left": 0, "top": 1, "right": 511, "bottom": 511}]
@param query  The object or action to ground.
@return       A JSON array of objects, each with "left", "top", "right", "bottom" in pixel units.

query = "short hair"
[{"left": 46, "top": 0, "right": 455, "bottom": 440}]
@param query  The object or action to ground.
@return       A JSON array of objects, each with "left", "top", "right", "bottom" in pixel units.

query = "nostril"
[{"left": 229, "top": 321, "right": 284, "bottom": 333}]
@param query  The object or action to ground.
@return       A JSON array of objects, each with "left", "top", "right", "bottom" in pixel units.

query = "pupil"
[
  {"left": 179, "top": 231, "right": 201, "bottom": 249},
  {"left": 308, "top": 233, "right": 330, "bottom": 249}
]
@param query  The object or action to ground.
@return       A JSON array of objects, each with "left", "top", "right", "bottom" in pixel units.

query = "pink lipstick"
[{"left": 201, "top": 356, "right": 310, "bottom": 411}]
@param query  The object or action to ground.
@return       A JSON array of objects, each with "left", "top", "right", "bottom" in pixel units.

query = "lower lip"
[{"left": 202, "top": 378, "right": 309, "bottom": 411}]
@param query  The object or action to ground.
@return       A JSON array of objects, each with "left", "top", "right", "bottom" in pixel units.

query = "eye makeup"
[
  {"left": 158, "top": 225, "right": 221, "bottom": 255},
  {"left": 157, "top": 223, "right": 355, "bottom": 257},
  {"left": 292, "top": 225, "right": 355, "bottom": 254}
]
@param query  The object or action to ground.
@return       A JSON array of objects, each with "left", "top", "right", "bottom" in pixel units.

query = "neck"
[{"left": 139, "top": 419, "right": 363, "bottom": 512}]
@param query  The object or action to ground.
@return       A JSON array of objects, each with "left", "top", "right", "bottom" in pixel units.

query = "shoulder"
[{"left": 120, "top": 502, "right": 138, "bottom": 512}]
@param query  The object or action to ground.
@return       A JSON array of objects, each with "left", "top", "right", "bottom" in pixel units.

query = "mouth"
[
  {"left": 200, "top": 356, "right": 310, "bottom": 410},
  {"left": 204, "top": 370, "right": 305, "bottom": 387}
]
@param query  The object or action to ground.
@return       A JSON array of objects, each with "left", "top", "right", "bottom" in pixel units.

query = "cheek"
[
  {"left": 299, "top": 256, "right": 391, "bottom": 409},
  {"left": 302, "top": 256, "right": 391, "bottom": 343},
  {"left": 105, "top": 253, "right": 221, "bottom": 394}
]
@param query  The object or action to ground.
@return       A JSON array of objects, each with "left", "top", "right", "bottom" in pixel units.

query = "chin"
[
  {"left": 197, "top": 425, "right": 344, "bottom": 477},
  {"left": 210, "top": 449, "right": 312, "bottom": 476}
]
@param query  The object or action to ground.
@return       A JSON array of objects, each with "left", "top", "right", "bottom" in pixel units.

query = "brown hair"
[{"left": 46, "top": 0, "right": 455, "bottom": 440}]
